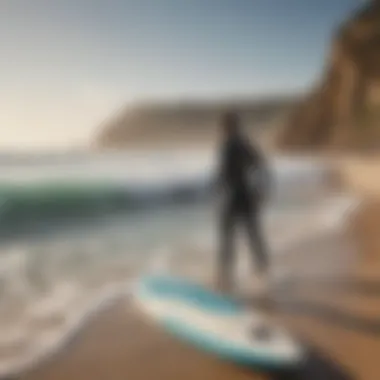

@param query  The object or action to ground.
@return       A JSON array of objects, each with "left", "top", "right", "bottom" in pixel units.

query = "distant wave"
[
  {"left": 0, "top": 155, "right": 332, "bottom": 233},
  {"left": 0, "top": 179, "right": 212, "bottom": 231},
  {"left": 0, "top": 153, "right": 332, "bottom": 238}
]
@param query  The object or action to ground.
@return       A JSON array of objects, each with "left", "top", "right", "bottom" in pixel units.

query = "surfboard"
[{"left": 132, "top": 275, "right": 304, "bottom": 369}]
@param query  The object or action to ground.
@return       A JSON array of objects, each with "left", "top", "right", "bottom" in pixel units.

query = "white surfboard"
[{"left": 132, "top": 275, "right": 304, "bottom": 369}]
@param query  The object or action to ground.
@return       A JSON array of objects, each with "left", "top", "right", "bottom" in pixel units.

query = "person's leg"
[
  {"left": 217, "top": 200, "right": 236, "bottom": 292},
  {"left": 242, "top": 204, "right": 269, "bottom": 275}
]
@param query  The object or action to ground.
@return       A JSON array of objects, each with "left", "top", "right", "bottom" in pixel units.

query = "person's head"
[{"left": 221, "top": 111, "right": 241, "bottom": 138}]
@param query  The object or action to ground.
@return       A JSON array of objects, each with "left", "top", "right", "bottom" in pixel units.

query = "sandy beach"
[{"left": 9, "top": 198, "right": 379, "bottom": 380}]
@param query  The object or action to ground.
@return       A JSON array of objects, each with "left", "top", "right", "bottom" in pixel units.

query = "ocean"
[{"left": 0, "top": 149, "right": 358, "bottom": 376}]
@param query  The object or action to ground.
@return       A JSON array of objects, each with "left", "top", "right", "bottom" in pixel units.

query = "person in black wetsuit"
[{"left": 216, "top": 111, "right": 270, "bottom": 293}]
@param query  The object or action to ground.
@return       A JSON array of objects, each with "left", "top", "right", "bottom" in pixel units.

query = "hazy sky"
[{"left": 0, "top": 0, "right": 359, "bottom": 150}]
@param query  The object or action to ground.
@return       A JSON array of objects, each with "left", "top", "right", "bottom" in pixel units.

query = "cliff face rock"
[
  {"left": 94, "top": 97, "right": 298, "bottom": 149},
  {"left": 277, "top": 0, "right": 380, "bottom": 152}
]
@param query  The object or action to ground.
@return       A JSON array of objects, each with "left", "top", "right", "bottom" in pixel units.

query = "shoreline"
[
  {"left": 0, "top": 185, "right": 351, "bottom": 377},
  {"left": 0, "top": 287, "right": 131, "bottom": 380},
  {"left": 5, "top": 197, "right": 379, "bottom": 379},
  {"left": 0, "top": 226, "right": 345, "bottom": 379}
]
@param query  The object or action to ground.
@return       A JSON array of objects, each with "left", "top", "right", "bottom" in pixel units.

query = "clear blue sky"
[{"left": 0, "top": 0, "right": 359, "bottom": 149}]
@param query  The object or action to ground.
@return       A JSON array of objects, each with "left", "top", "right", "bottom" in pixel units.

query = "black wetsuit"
[{"left": 217, "top": 134, "right": 269, "bottom": 285}]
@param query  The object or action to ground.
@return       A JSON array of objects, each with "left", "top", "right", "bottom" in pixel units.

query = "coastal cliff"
[
  {"left": 94, "top": 96, "right": 297, "bottom": 149},
  {"left": 277, "top": 0, "right": 380, "bottom": 152}
]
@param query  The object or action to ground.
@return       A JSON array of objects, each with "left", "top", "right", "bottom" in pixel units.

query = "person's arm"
[
  {"left": 259, "top": 151, "right": 272, "bottom": 201},
  {"left": 244, "top": 140, "right": 272, "bottom": 200},
  {"left": 213, "top": 142, "right": 229, "bottom": 193}
]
